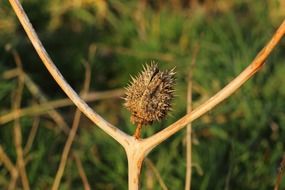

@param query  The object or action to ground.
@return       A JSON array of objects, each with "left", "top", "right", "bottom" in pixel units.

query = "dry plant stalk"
[
  {"left": 23, "top": 72, "right": 70, "bottom": 134},
  {"left": 12, "top": 55, "right": 30, "bottom": 190},
  {"left": 185, "top": 44, "right": 199, "bottom": 190},
  {"left": 52, "top": 62, "right": 91, "bottom": 190},
  {"left": 0, "top": 145, "right": 19, "bottom": 190},
  {"left": 274, "top": 154, "right": 285, "bottom": 190},
  {"left": 8, "top": 0, "right": 285, "bottom": 189},
  {"left": 8, "top": 0, "right": 130, "bottom": 149},
  {"left": 24, "top": 117, "right": 40, "bottom": 155},
  {"left": 0, "top": 146, "right": 17, "bottom": 178},
  {"left": 9, "top": 48, "right": 70, "bottom": 133},
  {"left": 0, "top": 88, "right": 124, "bottom": 125},
  {"left": 73, "top": 152, "right": 91, "bottom": 190},
  {"left": 145, "top": 158, "right": 168, "bottom": 190}
]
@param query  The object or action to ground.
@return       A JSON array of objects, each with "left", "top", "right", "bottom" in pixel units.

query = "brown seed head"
[{"left": 124, "top": 61, "right": 175, "bottom": 126}]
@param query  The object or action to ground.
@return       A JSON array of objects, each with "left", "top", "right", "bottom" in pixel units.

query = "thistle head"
[{"left": 124, "top": 61, "right": 175, "bottom": 126}]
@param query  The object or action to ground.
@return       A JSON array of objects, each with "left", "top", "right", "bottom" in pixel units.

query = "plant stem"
[
  {"left": 185, "top": 71, "right": 193, "bottom": 190},
  {"left": 185, "top": 43, "right": 199, "bottom": 190},
  {"left": 143, "top": 19, "right": 285, "bottom": 151},
  {"left": 127, "top": 155, "right": 142, "bottom": 190},
  {"left": 0, "top": 88, "right": 124, "bottom": 125},
  {"left": 274, "top": 154, "right": 285, "bottom": 190},
  {"left": 145, "top": 158, "right": 168, "bottom": 190},
  {"left": 126, "top": 139, "right": 146, "bottom": 190},
  {"left": 8, "top": 0, "right": 130, "bottom": 148},
  {"left": 134, "top": 123, "right": 143, "bottom": 139}
]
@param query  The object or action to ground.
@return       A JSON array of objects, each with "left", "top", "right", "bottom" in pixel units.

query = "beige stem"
[
  {"left": 8, "top": 0, "right": 130, "bottom": 149},
  {"left": 143, "top": 20, "right": 285, "bottom": 152},
  {"left": 126, "top": 138, "right": 147, "bottom": 190}
]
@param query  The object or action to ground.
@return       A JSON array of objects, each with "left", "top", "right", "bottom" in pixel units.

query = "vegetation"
[{"left": 0, "top": 0, "right": 285, "bottom": 189}]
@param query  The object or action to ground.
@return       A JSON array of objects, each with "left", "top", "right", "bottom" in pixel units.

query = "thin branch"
[
  {"left": 185, "top": 44, "right": 199, "bottom": 190},
  {"left": 145, "top": 165, "right": 154, "bottom": 190},
  {"left": 12, "top": 59, "right": 30, "bottom": 190},
  {"left": 145, "top": 158, "right": 168, "bottom": 190},
  {"left": 8, "top": 48, "right": 70, "bottom": 133},
  {"left": 185, "top": 63, "right": 193, "bottom": 190},
  {"left": 274, "top": 153, "right": 285, "bottom": 190},
  {"left": 24, "top": 72, "right": 70, "bottom": 134},
  {"left": 143, "top": 20, "right": 285, "bottom": 151},
  {"left": 1, "top": 67, "right": 21, "bottom": 190},
  {"left": 24, "top": 117, "right": 40, "bottom": 155},
  {"left": 8, "top": 172, "right": 19, "bottom": 190},
  {"left": 0, "top": 145, "right": 17, "bottom": 176},
  {"left": 52, "top": 61, "right": 91, "bottom": 190},
  {"left": 0, "top": 145, "right": 19, "bottom": 190},
  {"left": 8, "top": 0, "right": 130, "bottom": 148},
  {"left": 52, "top": 103, "right": 82, "bottom": 190},
  {"left": 1, "top": 68, "right": 21, "bottom": 79},
  {"left": 0, "top": 88, "right": 124, "bottom": 125},
  {"left": 73, "top": 152, "right": 91, "bottom": 190}
]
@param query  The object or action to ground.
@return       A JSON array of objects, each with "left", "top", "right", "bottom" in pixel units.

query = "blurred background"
[{"left": 1, "top": 0, "right": 285, "bottom": 189}]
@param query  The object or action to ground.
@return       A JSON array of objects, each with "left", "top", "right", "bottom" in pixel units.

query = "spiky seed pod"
[{"left": 124, "top": 62, "right": 175, "bottom": 126}]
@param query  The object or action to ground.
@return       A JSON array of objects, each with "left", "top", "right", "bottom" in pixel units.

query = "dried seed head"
[{"left": 124, "top": 61, "right": 175, "bottom": 126}]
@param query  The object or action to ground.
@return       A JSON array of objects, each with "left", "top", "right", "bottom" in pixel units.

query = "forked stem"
[{"left": 8, "top": 0, "right": 285, "bottom": 189}]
